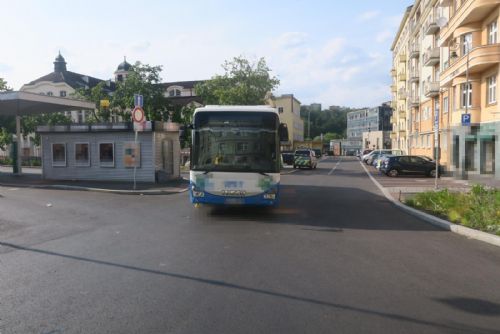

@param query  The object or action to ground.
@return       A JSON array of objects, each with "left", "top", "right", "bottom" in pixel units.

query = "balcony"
[
  {"left": 423, "top": 47, "right": 440, "bottom": 66},
  {"left": 390, "top": 68, "right": 396, "bottom": 77},
  {"left": 391, "top": 84, "right": 397, "bottom": 93},
  {"left": 409, "top": 69, "right": 420, "bottom": 83},
  {"left": 409, "top": 96, "right": 420, "bottom": 108},
  {"left": 424, "top": 82, "right": 440, "bottom": 97},
  {"left": 391, "top": 101, "right": 397, "bottom": 109},
  {"left": 440, "top": 44, "right": 500, "bottom": 87},
  {"left": 398, "top": 72, "right": 407, "bottom": 81},
  {"left": 390, "top": 116, "right": 395, "bottom": 124},
  {"left": 440, "top": 0, "right": 500, "bottom": 44},
  {"left": 399, "top": 54, "right": 407, "bottom": 63},
  {"left": 424, "top": 16, "right": 440, "bottom": 35},
  {"left": 410, "top": 44, "right": 420, "bottom": 59},
  {"left": 399, "top": 110, "right": 406, "bottom": 119},
  {"left": 398, "top": 88, "right": 407, "bottom": 99},
  {"left": 399, "top": 129, "right": 407, "bottom": 136},
  {"left": 390, "top": 132, "right": 398, "bottom": 139}
]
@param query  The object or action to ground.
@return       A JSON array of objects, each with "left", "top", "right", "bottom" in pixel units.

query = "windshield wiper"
[{"left": 258, "top": 172, "right": 270, "bottom": 176}]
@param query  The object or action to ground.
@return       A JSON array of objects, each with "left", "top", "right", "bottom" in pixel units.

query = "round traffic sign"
[{"left": 132, "top": 107, "right": 145, "bottom": 123}]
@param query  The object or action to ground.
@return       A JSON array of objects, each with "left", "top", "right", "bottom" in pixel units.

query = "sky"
[{"left": 0, "top": 0, "right": 409, "bottom": 109}]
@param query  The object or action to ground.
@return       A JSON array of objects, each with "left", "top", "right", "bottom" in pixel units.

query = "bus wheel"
[{"left": 293, "top": 165, "right": 296, "bottom": 169}]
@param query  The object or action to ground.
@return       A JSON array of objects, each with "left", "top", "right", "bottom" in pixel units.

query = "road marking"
[{"left": 328, "top": 157, "right": 343, "bottom": 175}]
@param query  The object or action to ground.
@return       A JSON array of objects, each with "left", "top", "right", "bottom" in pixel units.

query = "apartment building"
[
  {"left": 391, "top": 0, "right": 500, "bottom": 179},
  {"left": 440, "top": 0, "right": 500, "bottom": 177},
  {"left": 390, "top": 6, "right": 413, "bottom": 155},
  {"left": 268, "top": 94, "right": 304, "bottom": 150},
  {"left": 346, "top": 104, "right": 393, "bottom": 154}
]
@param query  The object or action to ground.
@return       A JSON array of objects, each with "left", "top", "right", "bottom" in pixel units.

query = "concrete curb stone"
[{"left": 359, "top": 161, "right": 500, "bottom": 248}]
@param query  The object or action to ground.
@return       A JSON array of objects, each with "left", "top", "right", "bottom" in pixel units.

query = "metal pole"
[
  {"left": 133, "top": 130, "right": 138, "bottom": 190},
  {"left": 308, "top": 110, "right": 310, "bottom": 140},
  {"left": 15, "top": 115, "right": 22, "bottom": 175},
  {"left": 435, "top": 102, "right": 439, "bottom": 190}
]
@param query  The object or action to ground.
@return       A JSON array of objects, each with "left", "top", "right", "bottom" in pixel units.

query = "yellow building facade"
[
  {"left": 268, "top": 94, "right": 304, "bottom": 150},
  {"left": 391, "top": 0, "right": 500, "bottom": 179}
]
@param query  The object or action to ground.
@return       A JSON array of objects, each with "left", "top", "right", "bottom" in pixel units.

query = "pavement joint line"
[
  {"left": 0, "top": 182, "right": 189, "bottom": 195},
  {"left": 328, "top": 157, "right": 343, "bottom": 175},
  {"left": 359, "top": 160, "right": 500, "bottom": 248}
]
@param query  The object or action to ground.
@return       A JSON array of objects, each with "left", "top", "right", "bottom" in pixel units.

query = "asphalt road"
[{"left": 0, "top": 157, "right": 499, "bottom": 334}]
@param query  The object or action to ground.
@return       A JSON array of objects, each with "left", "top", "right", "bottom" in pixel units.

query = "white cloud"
[
  {"left": 375, "top": 30, "right": 394, "bottom": 43},
  {"left": 357, "top": 10, "right": 381, "bottom": 22}
]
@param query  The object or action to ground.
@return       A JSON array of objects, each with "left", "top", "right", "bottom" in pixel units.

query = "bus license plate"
[{"left": 225, "top": 198, "right": 244, "bottom": 205}]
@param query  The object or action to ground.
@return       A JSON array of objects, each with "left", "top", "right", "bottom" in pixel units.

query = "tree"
[
  {"left": 112, "top": 62, "right": 171, "bottom": 121},
  {"left": 0, "top": 78, "right": 13, "bottom": 150},
  {"left": 196, "top": 56, "right": 279, "bottom": 105},
  {"left": 73, "top": 82, "right": 112, "bottom": 122}
]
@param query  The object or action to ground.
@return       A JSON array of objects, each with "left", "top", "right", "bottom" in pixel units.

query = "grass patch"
[{"left": 405, "top": 185, "right": 500, "bottom": 236}]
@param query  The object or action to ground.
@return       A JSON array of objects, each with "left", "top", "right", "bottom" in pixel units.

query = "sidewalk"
[{"left": 0, "top": 168, "right": 189, "bottom": 195}]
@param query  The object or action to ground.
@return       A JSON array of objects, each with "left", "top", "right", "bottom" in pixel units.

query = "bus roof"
[{"left": 194, "top": 105, "right": 278, "bottom": 114}]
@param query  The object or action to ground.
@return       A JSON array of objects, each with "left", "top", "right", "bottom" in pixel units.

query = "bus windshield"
[{"left": 192, "top": 112, "right": 279, "bottom": 173}]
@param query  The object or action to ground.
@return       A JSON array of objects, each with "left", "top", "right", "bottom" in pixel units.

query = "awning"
[{"left": 0, "top": 91, "right": 95, "bottom": 116}]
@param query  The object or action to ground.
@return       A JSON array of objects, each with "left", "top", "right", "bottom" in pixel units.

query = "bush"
[{"left": 406, "top": 185, "right": 500, "bottom": 236}]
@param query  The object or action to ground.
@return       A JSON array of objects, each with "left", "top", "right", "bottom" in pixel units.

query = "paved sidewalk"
[{"left": 0, "top": 168, "right": 189, "bottom": 195}]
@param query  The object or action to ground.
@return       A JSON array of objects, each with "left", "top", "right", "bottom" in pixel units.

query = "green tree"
[
  {"left": 0, "top": 78, "right": 13, "bottom": 149},
  {"left": 196, "top": 56, "right": 279, "bottom": 105},
  {"left": 112, "top": 62, "right": 170, "bottom": 121},
  {"left": 73, "top": 82, "right": 111, "bottom": 122}
]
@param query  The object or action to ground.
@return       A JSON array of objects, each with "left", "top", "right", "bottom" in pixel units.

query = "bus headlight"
[
  {"left": 263, "top": 193, "right": 276, "bottom": 200},
  {"left": 192, "top": 184, "right": 204, "bottom": 197}
]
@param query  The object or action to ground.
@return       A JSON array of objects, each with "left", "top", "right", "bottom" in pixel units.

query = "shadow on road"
[
  {"left": 435, "top": 297, "right": 500, "bottom": 316},
  {"left": 0, "top": 240, "right": 498, "bottom": 334},
  {"left": 199, "top": 185, "right": 443, "bottom": 232}
]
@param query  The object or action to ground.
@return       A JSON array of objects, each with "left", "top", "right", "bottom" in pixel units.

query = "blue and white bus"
[{"left": 189, "top": 106, "right": 288, "bottom": 206}]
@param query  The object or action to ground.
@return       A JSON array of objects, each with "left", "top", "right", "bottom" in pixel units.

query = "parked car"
[
  {"left": 363, "top": 149, "right": 404, "bottom": 164},
  {"left": 293, "top": 149, "right": 318, "bottom": 169},
  {"left": 380, "top": 155, "right": 443, "bottom": 177},
  {"left": 358, "top": 149, "right": 372, "bottom": 159},
  {"left": 375, "top": 154, "right": 395, "bottom": 170},
  {"left": 281, "top": 152, "right": 294, "bottom": 165}
]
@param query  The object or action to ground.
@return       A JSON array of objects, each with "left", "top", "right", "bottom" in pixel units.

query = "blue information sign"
[
  {"left": 134, "top": 94, "right": 143, "bottom": 108},
  {"left": 461, "top": 113, "right": 471, "bottom": 126}
]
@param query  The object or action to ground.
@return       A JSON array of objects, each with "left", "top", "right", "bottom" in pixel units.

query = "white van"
[{"left": 362, "top": 149, "right": 404, "bottom": 164}]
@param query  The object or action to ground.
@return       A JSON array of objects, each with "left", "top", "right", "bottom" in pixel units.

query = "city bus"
[{"left": 188, "top": 105, "right": 288, "bottom": 206}]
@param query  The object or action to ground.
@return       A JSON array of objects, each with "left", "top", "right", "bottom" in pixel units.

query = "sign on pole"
[
  {"left": 134, "top": 94, "right": 144, "bottom": 108},
  {"left": 461, "top": 113, "right": 471, "bottom": 126}
]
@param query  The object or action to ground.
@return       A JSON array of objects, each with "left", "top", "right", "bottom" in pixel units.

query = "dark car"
[
  {"left": 380, "top": 155, "right": 442, "bottom": 177},
  {"left": 281, "top": 152, "right": 294, "bottom": 165}
]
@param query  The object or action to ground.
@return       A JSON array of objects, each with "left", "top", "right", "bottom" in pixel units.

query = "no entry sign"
[{"left": 132, "top": 107, "right": 145, "bottom": 123}]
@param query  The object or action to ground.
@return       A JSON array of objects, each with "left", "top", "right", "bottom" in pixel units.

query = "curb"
[
  {"left": 359, "top": 161, "right": 500, "bottom": 248},
  {"left": 0, "top": 182, "right": 189, "bottom": 196}
]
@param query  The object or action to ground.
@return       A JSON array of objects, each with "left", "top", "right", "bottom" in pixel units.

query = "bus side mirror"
[{"left": 279, "top": 123, "right": 289, "bottom": 142}]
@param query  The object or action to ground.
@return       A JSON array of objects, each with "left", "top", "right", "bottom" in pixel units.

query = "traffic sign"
[
  {"left": 134, "top": 94, "right": 143, "bottom": 108},
  {"left": 461, "top": 113, "right": 471, "bottom": 126},
  {"left": 132, "top": 107, "right": 145, "bottom": 123}
]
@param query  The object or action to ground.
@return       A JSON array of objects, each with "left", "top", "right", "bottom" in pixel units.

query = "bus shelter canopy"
[{"left": 0, "top": 91, "right": 95, "bottom": 116}]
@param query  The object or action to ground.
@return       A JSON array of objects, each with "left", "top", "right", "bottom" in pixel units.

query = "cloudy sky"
[{"left": 0, "top": 0, "right": 407, "bottom": 108}]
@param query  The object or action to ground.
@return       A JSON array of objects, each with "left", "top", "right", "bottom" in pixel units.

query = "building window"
[
  {"left": 75, "top": 143, "right": 90, "bottom": 166},
  {"left": 117, "top": 74, "right": 123, "bottom": 82},
  {"left": 47, "top": 91, "right": 53, "bottom": 96},
  {"left": 169, "top": 90, "right": 175, "bottom": 97},
  {"left": 461, "top": 83, "right": 472, "bottom": 108},
  {"left": 443, "top": 97, "right": 449, "bottom": 114},
  {"left": 99, "top": 143, "right": 114, "bottom": 167},
  {"left": 278, "top": 107, "right": 284, "bottom": 114},
  {"left": 237, "top": 142, "right": 248, "bottom": 152},
  {"left": 462, "top": 33, "right": 472, "bottom": 55},
  {"left": 60, "top": 91, "right": 66, "bottom": 97},
  {"left": 175, "top": 89, "right": 181, "bottom": 96},
  {"left": 488, "top": 75, "right": 497, "bottom": 104},
  {"left": 488, "top": 20, "right": 498, "bottom": 44},
  {"left": 52, "top": 143, "right": 66, "bottom": 167},
  {"left": 77, "top": 110, "right": 85, "bottom": 123}
]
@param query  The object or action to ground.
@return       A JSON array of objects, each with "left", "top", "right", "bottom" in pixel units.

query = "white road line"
[{"left": 328, "top": 157, "right": 343, "bottom": 175}]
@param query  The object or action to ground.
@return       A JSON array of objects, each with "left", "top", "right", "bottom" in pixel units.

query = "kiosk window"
[
  {"left": 52, "top": 143, "right": 66, "bottom": 167},
  {"left": 99, "top": 143, "right": 114, "bottom": 167},
  {"left": 75, "top": 143, "right": 90, "bottom": 166}
]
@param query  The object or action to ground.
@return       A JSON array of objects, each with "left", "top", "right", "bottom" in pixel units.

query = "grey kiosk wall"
[{"left": 37, "top": 122, "right": 181, "bottom": 183}]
